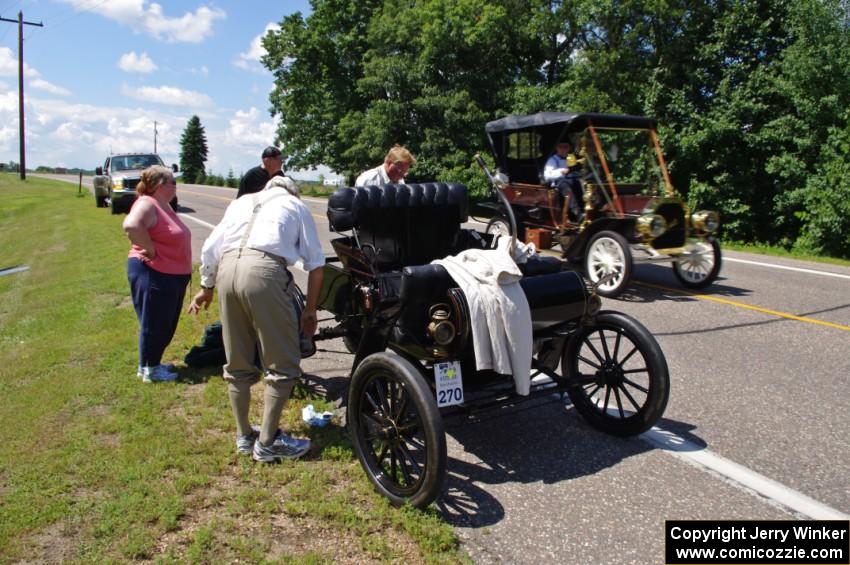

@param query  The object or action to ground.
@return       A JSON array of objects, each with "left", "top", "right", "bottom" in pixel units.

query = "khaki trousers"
[{"left": 218, "top": 248, "right": 300, "bottom": 384}]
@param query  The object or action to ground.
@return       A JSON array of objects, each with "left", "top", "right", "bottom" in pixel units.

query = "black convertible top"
[
  {"left": 485, "top": 112, "right": 656, "bottom": 133},
  {"left": 485, "top": 111, "right": 657, "bottom": 184}
]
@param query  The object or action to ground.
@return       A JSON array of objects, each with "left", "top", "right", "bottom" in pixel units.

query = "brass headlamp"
[{"left": 427, "top": 304, "right": 456, "bottom": 346}]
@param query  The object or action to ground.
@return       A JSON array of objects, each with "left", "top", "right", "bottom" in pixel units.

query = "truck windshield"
[{"left": 112, "top": 155, "right": 163, "bottom": 171}]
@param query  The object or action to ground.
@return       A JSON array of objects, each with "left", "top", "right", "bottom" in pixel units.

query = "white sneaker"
[
  {"left": 140, "top": 365, "right": 178, "bottom": 383},
  {"left": 252, "top": 430, "right": 310, "bottom": 462},
  {"left": 235, "top": 425, "right": 261, "bottom": 455},
  {"left": 137, "top": 364, "right": 177, "bottom": 380}
]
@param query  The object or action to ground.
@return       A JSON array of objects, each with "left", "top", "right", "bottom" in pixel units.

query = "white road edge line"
[
  {"left": 642, "top": 427, "right": 849, "bottom": 520},
  {"left": 724, "top": 257, "right": 850, "bottom": 280},
  {"left": 179, "top": 213, "right": 216, "bottom": 230}
]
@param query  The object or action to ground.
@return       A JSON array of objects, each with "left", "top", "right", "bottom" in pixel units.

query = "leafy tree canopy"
[{"left": 265, "top": 0, "right": 850, "bottom": 257}]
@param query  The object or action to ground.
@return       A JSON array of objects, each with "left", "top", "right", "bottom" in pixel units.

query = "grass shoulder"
[
  {"left": 0, "top": 176, "right": 466, "bottom": 564},
  {"left": 722, "top": 240, "right": 850, "bottom": 267}
]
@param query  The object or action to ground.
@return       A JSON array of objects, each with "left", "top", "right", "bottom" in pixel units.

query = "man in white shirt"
[
  {"left": 543, "top": 140, "right": 584, "bottom": 222},
  {"left": 355, "top": 145, "right": 416, "bottom": 186},
  {"left": 188, "top": 176, "right": 324, "bottom": 462}
]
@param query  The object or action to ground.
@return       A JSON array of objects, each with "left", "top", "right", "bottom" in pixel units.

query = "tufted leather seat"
[{"left": 327, "top": 183, "right": 469, "bottom": 269}]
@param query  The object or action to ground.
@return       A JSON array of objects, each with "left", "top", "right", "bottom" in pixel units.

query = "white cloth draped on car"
[{"left": 432, "top": 236, "right": 535, "bottom": 396}]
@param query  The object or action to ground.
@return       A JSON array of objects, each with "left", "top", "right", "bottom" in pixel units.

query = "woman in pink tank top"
[{"left": 123, "top": 166, "right": 192, "bottom": 383}]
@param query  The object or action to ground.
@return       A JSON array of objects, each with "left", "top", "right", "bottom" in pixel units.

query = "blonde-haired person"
[
  {"left": 188, "top": 174, "right": 323, "bottom": 462},
  {"left": 123, "top": 165, "right": 192, "bottom": 382},
  {"left": 354, "top": 145, "right": 416, "bottom": 186}
]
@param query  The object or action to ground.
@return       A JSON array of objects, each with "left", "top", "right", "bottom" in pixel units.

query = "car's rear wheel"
[
  {"left": 348, "top": 352, "right": 446, "bottom": 508},
  {"left": 584, "top": 230, "right": 632, "bottom": 298},
  {"left": 672, "top": 237, "right": 721, "bottom": 289}
]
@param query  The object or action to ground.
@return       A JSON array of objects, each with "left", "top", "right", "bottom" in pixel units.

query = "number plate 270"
[{"left": 434, "top": 361, "right": 464, "bottom": 408}]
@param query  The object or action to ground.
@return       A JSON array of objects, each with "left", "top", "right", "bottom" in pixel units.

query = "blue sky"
[{"left": 0, "top": 0, "right": 339, "bottom": 180}]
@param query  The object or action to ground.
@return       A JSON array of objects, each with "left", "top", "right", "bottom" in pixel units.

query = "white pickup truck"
[{"left": 92, "top": 153, "right": 179, "bottom": 214}]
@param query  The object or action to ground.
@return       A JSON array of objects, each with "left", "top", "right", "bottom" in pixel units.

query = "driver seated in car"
[{"left": 543, "top": 140, "right": 584, "bottom": 222}]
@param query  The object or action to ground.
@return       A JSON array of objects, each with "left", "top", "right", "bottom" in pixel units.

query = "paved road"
[{"left": 49, "top": 175, "right": 850, "bottom": 564}]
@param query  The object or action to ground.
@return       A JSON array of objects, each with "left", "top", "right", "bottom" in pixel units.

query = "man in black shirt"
[{"left": 237, "top": 146, "right": 285, "bottom": 198}]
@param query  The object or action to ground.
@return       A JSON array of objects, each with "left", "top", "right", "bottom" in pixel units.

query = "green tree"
[
  {"left": 265, "top": 0, "right": 381, "bottom": 174},
  {"left": 226, "top": 168, "right": 238, "bottom": 188},
  {"left": 179, "top": 115, "right": 209, "bottom": 184},
  {"left": 265, "top": 0, "right": 537, "bottom": 192}
]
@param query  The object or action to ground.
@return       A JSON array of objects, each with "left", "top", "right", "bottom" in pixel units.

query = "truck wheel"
[{"left": 584, "top": 230, "right": 632, "bottom": 298}]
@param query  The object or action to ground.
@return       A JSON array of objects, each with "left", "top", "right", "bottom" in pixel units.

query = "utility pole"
[
  {"left": 154, "top": 121, "right": 158, "bottom": 153},
  {"left": 0, "top": 12, "right": 43, "bottom": 180}
]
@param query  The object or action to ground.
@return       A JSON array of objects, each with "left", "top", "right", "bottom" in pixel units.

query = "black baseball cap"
[{"left": 262, "top": 146, "right": 282, "bottom": 159}]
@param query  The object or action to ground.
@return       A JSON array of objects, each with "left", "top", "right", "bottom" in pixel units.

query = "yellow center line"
[{"left": 635, "top": 281, "right": 850, "bottom": 332}]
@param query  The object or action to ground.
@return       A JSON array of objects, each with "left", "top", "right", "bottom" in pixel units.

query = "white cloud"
[
  {"left": 195, "top": 106, "right": 277, "bottom": 175},
  {"left": 0, "top": 47, "right": 71, "bottom": 96},
  {"left": 225, "top": 106, "right": 276, "bottom": 146},
  {"left": 121, "top": 83, "right": 213, "bottom": 107},
  {"left": 0, "top": 47, "right": 39, "bottom": 78},
  {"left": 0, "top": 48, "right": 16, "bottom": 76},
  {"left": 118, "top": 51, "right": 158, "bottom": 74},
  {"left": 234, "top": 23, "right": 279, "bottom": 73},
  {"left": 190, "top": 65, "right": 209, "bottom": 77},
  {"left": 0, "top": 94, "right": 336, "bottom": 179},
  {"left": 30, "top": 79, "right": 71, "bottom": 96},
  {"left": 61, "top": 0, "right": 226, "bottom": 43},
  {"left": 0, "top": 91, "right": 16, "bottom": 113},
  {"left": 0, "top": 95, "right": 190, "bottom": 167}
]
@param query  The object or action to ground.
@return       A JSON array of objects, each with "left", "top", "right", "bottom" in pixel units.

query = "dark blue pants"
[
  {"left": 127, "top": 258, "right": 190, "bottom": 367},
  {"left": 552, "top": 174, "right": 583, "bottom": 218}
]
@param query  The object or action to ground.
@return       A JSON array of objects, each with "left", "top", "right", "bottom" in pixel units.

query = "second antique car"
[{"left": 481, "top": 112, "right": 722, "bottom": 297}]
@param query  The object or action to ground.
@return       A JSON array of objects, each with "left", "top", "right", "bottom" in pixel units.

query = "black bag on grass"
[{"left": 184, "top": 322, "right": 227, "bottom": 368}]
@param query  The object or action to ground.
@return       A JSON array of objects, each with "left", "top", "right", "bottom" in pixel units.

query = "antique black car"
[
  {"left": 313, "top": 181, "right": 670, "bottom": 508},
  {"left": 481, "top": 112, "right": 722, "bottom": 297}
]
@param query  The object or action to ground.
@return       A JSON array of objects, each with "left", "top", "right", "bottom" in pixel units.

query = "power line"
[{"left": 29, "top": 0, "right": 109, "bottom": 38}]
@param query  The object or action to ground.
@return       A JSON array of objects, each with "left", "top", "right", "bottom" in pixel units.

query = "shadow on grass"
[{"left": 178, "top": 365, "right": 221, "bottom": 385}]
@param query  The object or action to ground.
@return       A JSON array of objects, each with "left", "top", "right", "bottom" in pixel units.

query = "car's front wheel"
[
  {"left": 584, "top": 230, "right": 633, "bottom": 298},
  {"left": 562, "top": 311, "right": 669, "bottom": 436},
  {"left": 672, "top": 237, "right": 722, "bottom": 289}
]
